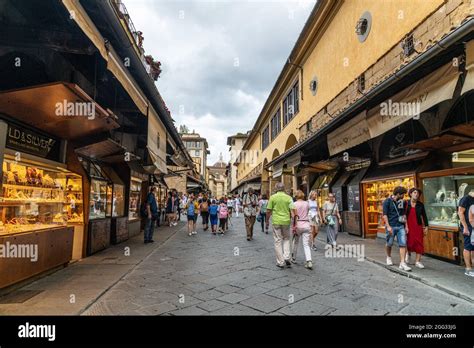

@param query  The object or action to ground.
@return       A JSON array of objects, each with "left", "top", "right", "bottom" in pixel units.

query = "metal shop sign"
[{"left": 6, "top": 124, "right": 60, "bottom": 159}]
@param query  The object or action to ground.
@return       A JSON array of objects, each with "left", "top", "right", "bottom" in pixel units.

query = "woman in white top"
[{"left": 308, "top": 190, "right": 323, "bottom": 251}]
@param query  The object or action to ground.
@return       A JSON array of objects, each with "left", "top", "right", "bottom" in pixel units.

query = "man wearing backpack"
[
  {"left": 200, "top": 196, "right": 210, "bottom": 231},
  {"left": 143, "top": 186, "right": 158, "bottom": 244},
  {"left": 185, "top": 194, "right": 200, "bottom": 236}
]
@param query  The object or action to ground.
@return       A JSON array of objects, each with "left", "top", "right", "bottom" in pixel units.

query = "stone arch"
[
  {"left": 271, "top": 149, "right": 280, "bottom": 160},
  {"left": 284, "top": 133, "right": 298, "bottom": 151}
]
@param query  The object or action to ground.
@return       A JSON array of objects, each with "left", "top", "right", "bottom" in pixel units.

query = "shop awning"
[
  {"left": 144, "top": 146, "right": 168, "bottom": 175},
  {"left": 462, "top": 40, "right": 474, "bottom": 95},
  {"left": 75, "top": 138, "right": 125, "bottom": 160},
  {"left": 61, "top": 0, "right": 149, "bottom": 116},
  {"left": 272, "top": 162, "right": 283, "bottom": 179},
  {"left": 367, "top": 62, "right": 460, "bottom": 139},
  {"left": 144, "top": 107, "right": 168, "bottom": 175},
  {"left": 327, "top": 111, "right": 370, "bottom": 156},
  {"left": 0, "top": 82, "right": 119, "bottom": 139},
  {"left": 401, "top": 122, "right": 474, "bottom": 153},
  {"left": 361, "top": 160, "right": 422, "bottom": 183}
]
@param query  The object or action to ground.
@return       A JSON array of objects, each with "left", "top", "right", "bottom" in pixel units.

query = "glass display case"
[
  {"left": 90, "top": 178, "right": 107, "bottom": 220},
  {"left": 129, "top": 178, "right": 142, "bottom": 220},
  {"left": 422, "top": 175, "right": 474, "bottom": 228},
  {"left": 111, "top": 184, "right": 125, "bottom": 217},
  {"left": 0, "top": 157, "right": 83, "bottom": 235},
  {"left": 362, "top": 176, "right": 415, "bottom": 237}
]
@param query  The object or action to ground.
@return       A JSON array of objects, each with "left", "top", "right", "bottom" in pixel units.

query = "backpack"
[
  {"left": 201, "top": 201, "right": 209, "bottom": 212},
  {"left": 187, "top": 202, "right": 196, "bottom": 216},
  {"left": 209, "top": 204, "right": 218, "bottom": 216},
  {"left": 219, "top": 205, "right": 228, "bottom": 218}
]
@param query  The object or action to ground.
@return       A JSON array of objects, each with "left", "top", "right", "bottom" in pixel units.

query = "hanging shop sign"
[
  {"left": 327, "top": 111, "right": 370, "bottom": 156},
  {"left": 367, "top": 62, "right": 460, "bottom": 139},
  {"left": 6, "top": 123, "right": 60, "bottom": 160}
]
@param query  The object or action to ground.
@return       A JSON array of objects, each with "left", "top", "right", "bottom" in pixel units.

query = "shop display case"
[
  {"left": 0, "top": 158, "right": 84, "bottom": 235},
  {"left": 362, "top": 176, "right": 415, "bottom": 238},
  {"left": 422, "top": 176, "right": 461, "bottom": 228},
  {"left": 344, "top": 167, "right": 368, "bottom": 236},
  {"left": 129, "top": 178, "right": 142, "bottom": 221},
  {"left": 419, "top": 169, "right": 474, "bottom": 263},
  {"left": 89, "top": 178, "right": 108, "bottom": 220}
]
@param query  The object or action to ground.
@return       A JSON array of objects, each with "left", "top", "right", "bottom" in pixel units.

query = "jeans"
[
  {"left": 144, "top": 217, "right": 155, "bottom": 242},
  {"left": 386, "top": 225, "right": 407, "bottom": 248},
  {"left": 259, "top": 212, "right": 266, "bottom": 231}
]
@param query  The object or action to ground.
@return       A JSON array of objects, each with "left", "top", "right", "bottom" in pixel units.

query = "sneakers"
[
  {"left": 386, "top": 257, "right": 393, "bottom": 266},
  {"left": 464, "top": 269, "right": 474, "bottom": 277},
  {"left": 312, "top": 245, "right": 317, "bottom": 251},
  {"left": 192, "top": 231, "right": 197, "bottom": 235},
  {"left": 415, "top": 262, "right": 425, "bottom": 269},
  {"left": 276, "top": 264, "right": 285, "bottom": 269},
  {"left": 399, "top": 263, "right": 412, "bottom": 271},
  {"left": 305, "top": 261, "right": 313, "bottom": 270},
  {"left": 188, "top": 232, "right": 192, "bottom": 236},
  {"left": 290, "top": 257, "right": 297, "bottom": 264},
  {"left": 285, "top": 260, "right": 292, "bottom": 268}
]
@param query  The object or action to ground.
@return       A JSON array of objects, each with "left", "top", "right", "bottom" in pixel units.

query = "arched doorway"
[{"left": 269, "top": 149, "right": 281, "bottom": 194}]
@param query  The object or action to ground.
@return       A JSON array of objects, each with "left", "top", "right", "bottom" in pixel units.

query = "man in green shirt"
[{"left": 266, "top": 182, "right": 295, "bottom": 268}]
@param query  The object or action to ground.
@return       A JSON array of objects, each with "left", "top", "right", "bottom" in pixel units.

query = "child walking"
[
  {"left": 209, "top": 199, "right": 219, "bottom": 235},
  {"left": 218, "top": 199, "right": 228, "bottom": 235}
]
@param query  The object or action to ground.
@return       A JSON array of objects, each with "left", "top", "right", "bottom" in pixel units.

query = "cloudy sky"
[{"left": 126, "top": 0, "right": 316, "bottom": 164}]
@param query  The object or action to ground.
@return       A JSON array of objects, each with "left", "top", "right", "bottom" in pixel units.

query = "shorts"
[
  {"left": 187, "top": 215, "right": 197, "bottom": 222},
  {"left": 210, "top": 214, "right": 218, "bottom": 226},
  {"left": 309, "top": 215, "right": 319, "bottom": 227},
  {"left": 463, "top": 226, "right": 474, "bottom": 251},
  {"left": 386, "top": 225, "right": 407, "bottom": 248}
]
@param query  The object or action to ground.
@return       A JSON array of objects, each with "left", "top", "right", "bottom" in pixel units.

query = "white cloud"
[{"left": 125, "top": 0, "right": 316, "bottom": 163}]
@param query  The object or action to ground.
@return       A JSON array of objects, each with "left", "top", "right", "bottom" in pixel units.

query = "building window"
[
  {"left": 283, "top": 81, "right": 299, "bottom": 126},
  {"left": 195, "top": 150, "right": 200, "bottom": 156},
  {"left": 271, "top": 108, "right": 281, "bottom": 141},
  {"left": 402, "top": 33, "right": 415, "bottom": 57},
  {"left": 262, "top": 126, "right": 270, "bottom": 150},
  {"left": 357, "top": 73, "right": 365, "bottom": 92},
  {"left": 355, "top": 11, "right": 372, "bottom": 43}
]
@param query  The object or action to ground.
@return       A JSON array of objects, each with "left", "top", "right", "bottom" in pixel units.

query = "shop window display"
[
  {"left": 129, "top": 179, "right": 142, "bottom": 220},
  {"left": 0, "top": 157, "right": 83, "bottom": 235},
  {"left": 90, "top": 178, "right": 107, "bottom": 219},
  {"left": 363, "top": 176, "right": 415, "bottom": 236},
  {"left": 422, "top": 175, "right": 474, "bottom": 228}
]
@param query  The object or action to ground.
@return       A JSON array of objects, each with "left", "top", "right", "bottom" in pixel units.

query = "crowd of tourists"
[{"left": 141, "top": 182, "right": 474, "bottom": 277}]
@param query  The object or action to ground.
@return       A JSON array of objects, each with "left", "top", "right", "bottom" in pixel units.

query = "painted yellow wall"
[{"left": 238, "top": 0, "right": 444, "bottom": 181}]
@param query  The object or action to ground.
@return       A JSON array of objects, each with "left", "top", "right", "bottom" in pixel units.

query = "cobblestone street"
[{"left": 77, "top": 215, "right": 473, "bottom": 316}]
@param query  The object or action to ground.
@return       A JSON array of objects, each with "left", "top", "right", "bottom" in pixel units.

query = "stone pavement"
[
  {"left": 0, "top": 215, "right": 473, "bottom": 315},
  {"left": 329, "top": 230, "right": 474, "bottom": 304}
]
